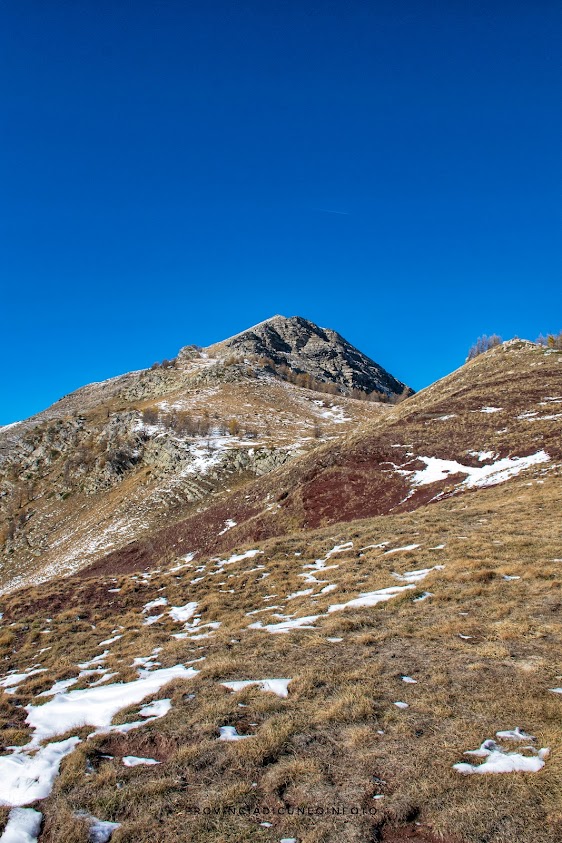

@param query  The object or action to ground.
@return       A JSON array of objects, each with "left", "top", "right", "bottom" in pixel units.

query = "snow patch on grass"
[
  {"left": 221, "top": 679, "right": 291, "bottom": 698},
  {"left": 25, "top": 665, "right": 196, "bottom": 746},
  {"left": 0, "top": 807, "right": 42, "bottom": 842},
  {"left": 218, "top": 726, "right": 252, "bottom": 741},
  {"left": 249, "top": 615, "right": 320, "bottom": 634},
  {"left": 0, "top": 738, "right": 80, "bottom": 807},
  {"left": 122, "top": 756, "right": 160, "bottom": 767},
  {"left": 399, "top": 451, "right": 550, "bottom": 490},
  {"left": 453, "top": 739, "right": 549, "bottom": 774},
  {"left": 328, "top": 585, "right": 415, "bottom": 612}
]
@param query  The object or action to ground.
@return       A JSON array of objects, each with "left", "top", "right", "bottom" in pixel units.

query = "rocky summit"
[{"left": 207, "top": 315, "right": 412, "bottom": 398}]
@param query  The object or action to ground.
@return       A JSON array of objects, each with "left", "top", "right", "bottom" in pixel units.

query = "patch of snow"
[
  {"left": 392, "top": 565, "right": 444, "bottom": 584},
  {"left": 384, "top": 544, "right": 420, "bottom": 555},
  {"left": 0, "top": 738, "right": 80, "bottom": 807},
  {"left": 142, "top": 598, "right": 168, "bottom": 613},
  {"left": 0, "top": 669, "right": 47, "bottom": 695},
  {"left": 132, "top": 656, "right": 161, "bottom": 672},
  {"left": 77, "top": 652, "right": 108, "bottom": 669},
  {"left": 394, "top": 701, "right": 409, "bottom": 709},
  {"left": 496, "top": 727, "right": 535, "bottom": 741},
  {"left": 218, "top": 519, "right": 237, "bottom": 535},
  {"left": 517, "top": 411, "right": 538, "bottom": 419},
  {"left": 25, "top": 666, "right": 196, "bottom": 746},
  {"left": 480, "top": 406, "right": 503, "bottom": 413},
  {"left": 317, "top": 405, "right": 351, "bottom": 424},
  {"left": 142, "top": 614, "right": 164, "bottom": 626},
  {"left": 453, "top": 739, "right": 549, "bottom": 774},
  {"left": 468, "top": 450, "right": 496, "bottom": 461},
  {"left": 328, "top": 585, "right": 415, "bottom": 612},
  {"left": 98, "top": 635, "right": 122, "bottom": 647},
  {"left": 249, "top": 615, "right": 319, "bottom": 634},
  {"left": 78, "top": 814, "right": 121, "bottom": 843},
  {"left": 325, "top": 541, "right": 353, "bottom": 557},
  {"left": 214, "top": 549, "right": 263, "bottom": 572},
  {"left": 218, "top": 726, "right": 252, "bottom": 741},
  {"left": 169, "top": 602, "right": 198, "bottom": 623},
  {"left": 326, "top": 637, "right": 343, "bottom": 643},
  {"left": 169, "top": 552, "right": 196, "bottom": 572},
  {"left": 122, "top": 756, "right": 160, "bottom": 767},
  {"left": 94, "top": 697, "right": 173, "bottom": 736},
  {"left": 246, "top": 606, "right": 282, "bottom": 616},
  {"left": 221, "top": 679, "right": 291, "bottom": 698},
  {"left": 0, "top": 421, "right": 21, "bottom": 433},
  {"left": 37, "top": 677, "right": 79, "bottom": 698},
  {"left": 286, "top": 588, "right": 313, "bottom": 600},
  {"left": 413, "top": 592, "right": 433, "bottom": 602},
  {"left": 401, "top": 676, "right": 417, "bottom": 684},
  {"left": 0, "top": 807, "right": 42, "bottom": 842},
  {"left": 402, "top": 451, "right": 550, "bottom": 490}
]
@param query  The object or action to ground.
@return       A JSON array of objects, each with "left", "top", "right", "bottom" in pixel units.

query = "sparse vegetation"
[
  {"left": 150, "top": 358, "right": 177, "bottom": 370},
  {"left": 466, "top": 334, "right": 503, "bottom": 360},
  {"left": 536, "top": 330, "right": 562, "bottom": 349}
]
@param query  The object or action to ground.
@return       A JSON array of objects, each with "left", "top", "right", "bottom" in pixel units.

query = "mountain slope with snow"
[{"left": 0, "top": 327, "right": 561, "bottom": 843}]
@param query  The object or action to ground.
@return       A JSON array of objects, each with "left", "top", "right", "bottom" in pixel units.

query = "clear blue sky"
[{"left": 1, "top": 0, "right": 561, "bottom": 424}]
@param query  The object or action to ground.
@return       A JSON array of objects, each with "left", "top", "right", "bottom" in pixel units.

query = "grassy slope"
[{"left": 1, "top": 470, "right": 561, "bottom": 843}]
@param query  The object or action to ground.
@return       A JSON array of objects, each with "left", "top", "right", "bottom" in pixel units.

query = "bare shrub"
[{"left": 467, "top": 334, "right": 503, "bottom": 360}]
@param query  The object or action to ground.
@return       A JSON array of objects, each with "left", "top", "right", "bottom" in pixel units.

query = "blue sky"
[{"left": 1, "top": 0, "right": 561, "bottom": 424}]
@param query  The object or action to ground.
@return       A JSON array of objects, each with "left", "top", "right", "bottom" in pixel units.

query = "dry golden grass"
[{"left": 0, "top": 467, "right": 561, "bottom": 841}]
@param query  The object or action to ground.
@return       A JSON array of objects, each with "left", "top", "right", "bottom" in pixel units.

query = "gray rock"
[{"left": 205, "top": 315, "right": 412, "bottom": 398}]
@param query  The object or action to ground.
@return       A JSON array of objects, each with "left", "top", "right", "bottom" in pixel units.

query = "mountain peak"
[{"left": 206, "top": 315, "right": 412, "bottom": 398}]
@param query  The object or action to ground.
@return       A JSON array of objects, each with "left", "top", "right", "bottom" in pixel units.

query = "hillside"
[
  {"left": 82, "top": 338, "right": 562, "bottom": 579},
  {"left": 0, "top": 331, "right": 561, "bottom": 843},
  {"left": 0, "top": 316, "right": 405, "bottom": 593}
]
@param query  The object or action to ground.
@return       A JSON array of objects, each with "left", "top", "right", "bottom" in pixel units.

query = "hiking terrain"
[{"left": 0, "top": 319, "right": 561, "bottom": 843}]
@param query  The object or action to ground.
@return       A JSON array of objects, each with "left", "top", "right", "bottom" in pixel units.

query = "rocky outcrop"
[{"left": 206, "top": 315, "right": 412, "bottom": 397}]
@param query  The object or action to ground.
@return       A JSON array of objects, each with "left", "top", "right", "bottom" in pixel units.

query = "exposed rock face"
[{"left": 207, "top": 315, "right": 412, "bottom": 397}]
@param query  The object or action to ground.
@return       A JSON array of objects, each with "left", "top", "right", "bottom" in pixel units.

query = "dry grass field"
[{"left": 1, "top": 469, "right": 561, "bottom": 842}]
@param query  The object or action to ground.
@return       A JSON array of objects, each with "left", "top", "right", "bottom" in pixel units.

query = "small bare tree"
[{"left": 467, "top": 334, "right": 502, "bottom": 360}]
